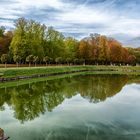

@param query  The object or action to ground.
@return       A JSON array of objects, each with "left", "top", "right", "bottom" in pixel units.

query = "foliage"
[
  {"left": 26, "top": 55, "right": 34, "bottom": 67},
  {"left": 10, "top": 18, "right": 46, "bottom": 62},
  {"left": 44, "top": 27, "right": 65, "bottom": 59},
  {"left": 1, "top": 54, "right": 8, "bottom": 68},
  {"left": 1, "top": 54, "right": 8, "bottom": 63},
  {"left": 66, "top": 57, "right": 71, "bottom": 65},
  {"left": 55, "top": 57, "right": 62, "bottom": 64},
  {"left": 0, "top": 29, "right": 13, "bottom": 57},
  {"left": 33, "top": 56, "right": 39, "bottom": 66},
  {"left": 13, "top": 55, "right": 22, "bottom": 63},
  {"left": 64, "top": 37, "right": 79, "bottom": 61},
  {"left": 78, "top": 34, "right": 137, "bottom": 65},
  {"left": 127, "top": 47, "right": 140, "bottom": 64},
  {"left": 0, "top": 18, "right": 139, "bottom": 66},
  {"left": 43, "top": 56, "right": 50, "bottom": 65}
]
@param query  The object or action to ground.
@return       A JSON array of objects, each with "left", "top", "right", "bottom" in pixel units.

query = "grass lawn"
[{"left": 0, "top": 65, "right": 140, "bottom": 81}]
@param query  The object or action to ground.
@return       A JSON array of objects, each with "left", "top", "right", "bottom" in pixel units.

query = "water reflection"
[
  {"left": 0, "top": 75, "right": 137, "bottom": 123},
  {"left": 0, "top": 75, "right": 140, "bottom": 140}
]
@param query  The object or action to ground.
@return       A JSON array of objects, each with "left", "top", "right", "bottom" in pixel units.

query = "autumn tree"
[
  {"left": 89, "top": 34, "right": 100, "bottom": 63},
  {"left": 98, "top": 35, "right": 109, "bottom": 64},
  {"left": 0, "top": 29, "right": 13, "bottom": 57},
  {"left": 127, "top": 48, "right": 140, "bottom": 64},
  {"left": 121, "top": 48, "right": 129, "bottom": 64},
  {"left": 0, "top": 17, "right": 139, "bottom": 66},
  {"left": 108, "top": 39, "right": 123, "bottom": 64},
  {"left": 128, "top": 55, "right": 136, "bottom": 65},
  {"left": 78, "top": 40, "right": 89, "bottom": 63}
]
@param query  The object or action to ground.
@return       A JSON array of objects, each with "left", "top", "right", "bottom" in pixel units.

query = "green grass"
[
  {"left": 0, "top": 65, "right": 140, "bottom": 79},
  {"left": 0, "top": 72, "right": 82, "bottom": 88},
  {"left": 0, "top": 70, "right": 140, "bottom": 89},
  {"left": 0, "top": 66, "right": 85, "bottom": 77}
]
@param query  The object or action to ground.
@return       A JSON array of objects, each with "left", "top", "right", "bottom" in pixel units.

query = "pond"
[{"left": 0, "top": 75, "right": 140, "bottom": 140}]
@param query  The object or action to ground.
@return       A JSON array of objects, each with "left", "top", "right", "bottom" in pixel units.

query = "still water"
[{"left": 0, "top": 75, "right": 140, "bottom": 140}]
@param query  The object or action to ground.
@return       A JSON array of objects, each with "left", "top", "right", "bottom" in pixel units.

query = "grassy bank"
[
  {"left": 0, "top": 65, "right": 140, "bottom": 82},
  {"left": 0, "top": 70, "right": 140, "bottom": 89},
  {"left": 0, "top": 72, "right": 83, "bottom": 88}
]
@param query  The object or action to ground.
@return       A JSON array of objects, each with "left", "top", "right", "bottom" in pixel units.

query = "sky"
[{"left": 0, "top": 0, "right": 140, "bottom": 47}]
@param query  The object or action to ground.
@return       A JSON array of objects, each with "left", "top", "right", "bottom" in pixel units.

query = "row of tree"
[
  {"left": 79, "top": 34, "right": 140, "bottom": 65},
  {"left": 0, "top": 17, "right": 140, "bottom": 66}
]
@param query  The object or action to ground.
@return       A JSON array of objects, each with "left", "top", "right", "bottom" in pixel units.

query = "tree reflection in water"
[{"left": 0, "top": 75, "right": 138, "bottom": 123}]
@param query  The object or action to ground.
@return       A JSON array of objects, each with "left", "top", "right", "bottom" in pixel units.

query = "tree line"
[{"left": 0, "top": 17, "right": 140, "bottom": 67}]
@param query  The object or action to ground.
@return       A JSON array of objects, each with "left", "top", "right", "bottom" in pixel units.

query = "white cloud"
[
  {"left": 0, "top": 0, "right": 140, "bottom": 45},
  {"left": 58, "top": 6, "right": 111, "bottom": 24},
  {"left": 104, "top": 18, "right": 140, "bottom": 36},
  {"left": 16, "top": 0, "right": 65, "bottom": 9},
  {"left": 0, "top": 20, "right": 14, "bottom": 28}
]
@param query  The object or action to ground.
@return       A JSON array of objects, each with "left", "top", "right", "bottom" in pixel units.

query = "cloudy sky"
[{"left": 0, "top": 0, "right": 140, "bottom": 46}]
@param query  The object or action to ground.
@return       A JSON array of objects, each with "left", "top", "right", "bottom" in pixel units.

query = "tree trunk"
[
  {"left": 83, "top": 60, "right": 86, "bottom": 66},
  {"left": 67, "top": 62, "right": 69, "bottom": 66},
  {"left": 5, "top": 62, "right": 7, "bottom": 68},
  {"left": 16, "top": 62, "right": 19, "bottom": 68}
]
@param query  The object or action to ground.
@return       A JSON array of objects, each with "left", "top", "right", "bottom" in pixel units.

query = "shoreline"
[{"left": 0, "top": 66, "right": 140, "bottom": 84}]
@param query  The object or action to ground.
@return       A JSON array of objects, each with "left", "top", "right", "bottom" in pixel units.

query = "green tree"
[
  {"left": 13, "top": 55, "right": 22, "bottom": 67},
  {"left": 1, "top": 54, "right": 8, "bottom": 68},
  {"left": 33, "top": 56, "right": 39, "bottom": 67},
  {"left": 10, "top": 18, "right": 46, "bottom": 63},
  {"left": 26, "top": 20, "right": 46, "bottom": 59},
  {"left": 26, "top": 55, "right": 34, "bottom": 67},
  {"left": 64, "top": 37, "right": 78, "bottom": 61},
  {"left": 55, "top": 57, "right": 62, "bottom": 65},
  {"left": 44, "top": 27, "right": 65, "bottom": 59},
  {"left": 73, "top": 58, "right": 79, "bottom": 65},
  {"left": 10, "top": 18, "right": 28, "bottom": 62},
  {"left": 49, "top": 57, "right": 53, "bottom": 64},
  {"left": 66, "top": 58, "right": 71, "bottom": 65},
  {"left": 43, "top": 56, "right": 49, "bottom": 66}
]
